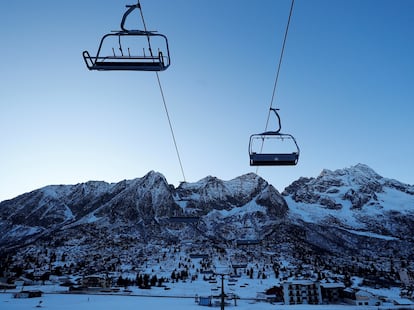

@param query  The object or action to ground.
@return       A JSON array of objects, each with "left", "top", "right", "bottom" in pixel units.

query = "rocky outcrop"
[
  {"left": 0, "top": 171, "right": 287, "bottom": 249},
  {"left": 283, "top": 163, "right": 414, "bottom": 239}
]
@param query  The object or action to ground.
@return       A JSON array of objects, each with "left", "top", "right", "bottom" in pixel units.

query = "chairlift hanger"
[
  {"left": 82, "top": 2, "right": 170, "bottom": 71},
  {"left": 249, "top": 0, "right": 299, "bottom": 167},
  {"left": 249, "top": 108, "right": 300, "bottom": 166}
]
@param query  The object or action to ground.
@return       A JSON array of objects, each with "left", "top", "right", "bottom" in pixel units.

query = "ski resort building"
[
  {"left": 282, "top": 279, "right": 322, "bottom": 305},
  {"left": 320, "top": 281, "right": 345, "bottom": 303},
  {"left": 343, "top": 288, "right": 378, "bottom": 306},
  {"left": 80, "top": 275, "right": 110, "bottom": 288}
]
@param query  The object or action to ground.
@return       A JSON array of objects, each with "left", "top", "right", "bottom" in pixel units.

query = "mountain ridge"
[
  {"left": 1, "top": 163, "right": 413, "bottom": 276},
  {"left": 283, "top": 163, "right": 414, "bottom": 237}
]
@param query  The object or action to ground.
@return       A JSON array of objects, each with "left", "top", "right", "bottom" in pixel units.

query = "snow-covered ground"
[
  {"left": 3, "top": 292, "right": 413, "bottom": 310},
  {"left": 0, "top": 292, "right": 388, "bottom": 310},
  {"left": 0, "top": 292, "right": 365, "bottom": 310},
  {"left": 1, "top": 280, "right": 411, "bottom": 310}
]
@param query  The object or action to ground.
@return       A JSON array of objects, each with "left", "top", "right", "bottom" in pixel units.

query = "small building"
[
  {"left": 0, "top": 282, "right": 16, "bottom": 290},
  {"left": 14, "top": 276, "right": 34, "bottom": 286},
  {"left": 81, "top": 275, "right": 111, "bottom": 288},
  {"left": 363, "top": 275, "right": 395, "bottom": 288},
  {"left": 14, "top": 290, "right": 43, "bottom": 298},
  {"left": 264, "top": 286, "right": 284, "bottom": 303},
  {"left": 198, "top": 296, "right": 212, "bottom": 306},
  {"left": 320, "top": 281, "right": 345, "bottom": 303},
  {"left": 392, "top": 298, "right": 414, "bottom": 307},
  {"left": 282, "top": 279, "right": 322, "bottom": 305},
  {"left": 343, "top": 288, "right": 378, "bottom": 307}
]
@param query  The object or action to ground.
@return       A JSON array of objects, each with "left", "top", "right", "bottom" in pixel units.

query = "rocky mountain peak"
[
  {"left": 175, "top": 173, "right": 270, "bottom": 213},
  {"left": 284, "top": 163, "right": 414, "bottom": 239},
  {"left": 256, "top": 184, "right": 288, "bottom": 218},
  {"left": 317, "top": 163, "right": 381, "bottom": 183},
  {"left": 285, "top": 164, "right": 384, "bottom": 200}
]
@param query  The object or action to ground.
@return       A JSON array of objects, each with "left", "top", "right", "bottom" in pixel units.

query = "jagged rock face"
[
  {"left": 0, "top": 171, "right": 179, "bottom": 247},
  {"left": 385, "top": 178, "right": 414, "bottom": 195},
  {"left": 283, "top": 177, "right": 321, "bottom": 205},
  {"left": 0, "top": 181, "right": 120, "bottom": 228},
  {"left": 175, "top": 173, "right": 269, "bottom": 213},
  {"left": 0, "top": 171, "right": 288, "bottom": 249},
  {"left": 283, "top": 164, "right": 384, "bottom": 209},
  {"left": 94, "top": 171, "right": 180, "bottom": 224},
  {"left": 168, "top": 173, "right": 288, "bottom": 242},
  {"left": 66, "top": 181, "right": 123, "bottom": 220},
  {"left": 284, "top": 164, "right": 387, "bottom": 210},
  {"left": 283, "top": 163, "right": 414, "bottom": 239},
  {"left": 0, "top": 181, "right": 118, "bottom": 248},
  {"left": 255, "top": 185, "right": 288, "bottom": 217}
]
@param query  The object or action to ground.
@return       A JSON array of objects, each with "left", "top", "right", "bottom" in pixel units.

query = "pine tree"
[
  {"left": 117, "top": 276, "right": 124, "bottom": 286},
  {"left": 150, "top": 275, "right": 157, "bottom": 287},
  {"left": 143, "top": 274, "right": 150, "bottom": 288},
  {"left": 136, "top": 274, "right": 143, "bottom": 287}
]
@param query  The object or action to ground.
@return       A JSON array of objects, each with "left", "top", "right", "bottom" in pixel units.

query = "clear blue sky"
[{"left": 1, "top": 0, "right": 413, "bottom": 202}]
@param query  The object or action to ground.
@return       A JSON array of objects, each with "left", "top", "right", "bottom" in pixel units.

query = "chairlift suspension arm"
[
  {"left": 120, "top": 3, "right": 141, "bottom": 32},
  {"left": 270, "top": 108, "right": 282, "bottom": 133}
]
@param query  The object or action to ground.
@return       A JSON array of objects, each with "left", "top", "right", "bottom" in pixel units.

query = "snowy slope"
[{"left": 284, "top": 163, "right": 414, "bottom": 239}]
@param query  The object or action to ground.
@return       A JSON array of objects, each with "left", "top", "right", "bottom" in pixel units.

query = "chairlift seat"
[
  {"left": 250, "top": 152, "right": 299, "bottom": 166},
  {"left": 93, "top": 61, "right": 165, "bottom": 71},
  {"left": 83, "top": 45, "right": 169, "bottom": 72},
  {"left": 87, "top": 58, "right": 167, "bottom": 71},
  {"left": 83, "top": 18, "right": 170, "bottom": 72}
]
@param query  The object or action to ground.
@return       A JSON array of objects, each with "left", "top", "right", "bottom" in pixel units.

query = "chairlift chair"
[
  {"left": 82, "top": 3, "right": 170, "bottom": 72},
  {"left": 249, "top": 108, "right": 300, "bottom": 166}
]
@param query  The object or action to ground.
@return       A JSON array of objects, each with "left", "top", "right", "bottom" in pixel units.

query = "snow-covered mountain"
[
  {"left": 172, "top": 173, "right": 287, "bottom": 242},
  {"left": 282, "top": 163, "right": 414, "bottom": 257},
  {"left": 284, "top": 163, "right": 414, "bottom": 237},
  {"left": 0, "top": 171, "right": 287, "bottom": 249},
  {"left": 1, "top": 164, "right": 413, "bottom": 273}
]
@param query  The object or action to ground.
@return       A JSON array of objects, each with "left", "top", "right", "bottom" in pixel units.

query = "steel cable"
[
  {"left": 256, "top": 0, "right": 295, "bottom": 174},
  {"left": 138, "top": 0, "right": 186, "bottom": 182}
]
